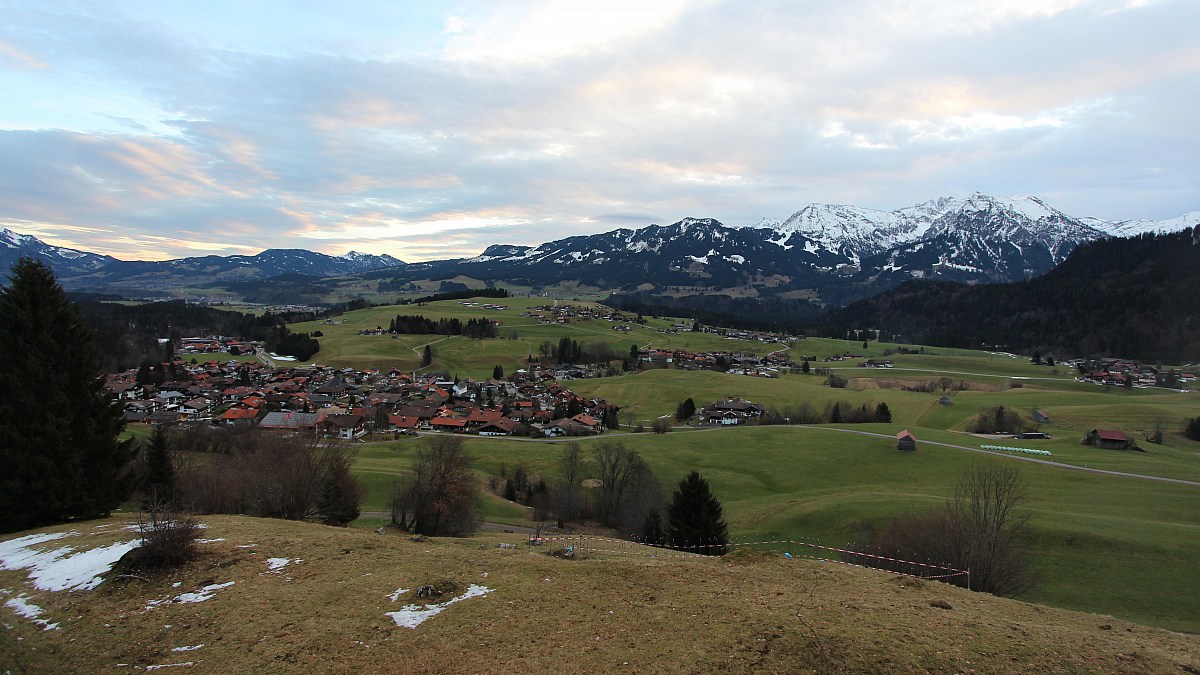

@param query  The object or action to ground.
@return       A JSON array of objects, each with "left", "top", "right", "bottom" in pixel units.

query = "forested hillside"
[{"left": 824, "top": 228, "right": 1200, "bottom": 361}]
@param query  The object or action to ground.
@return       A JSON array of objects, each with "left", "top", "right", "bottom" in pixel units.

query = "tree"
[
  {"left": 421, "top": 344, "right": 432, "bottom": 367},
  {"left": 874, "top": 402, "right": 892, "bottom": 423},
  {"left": 143, "top": 426, "right": 176, "bottom": 505},
  {"left": 492, "top": 364, "right": 504, "bottom": 380},
  {"left": 666, "top": 471, "right": 728, "bottom": 555},
  {"left": 856, "top": 462, "right": 1035, "bottom": 596},
  {"left": 0, "top": 258, "right": 134, "bottom": 533},
  {"left": 801, "top": 359, "right": 811, "bottom": 375},
  {"left": 1184, "top": 416, "right": 1200, "bottom": 442},
  {"left": 315, "top": 448, "right": 365, "bottom": 526},
  {"left": 592, "top": 441, "right": 649, "bottom": 528},
  {"left": 396, "top": 436, "right": 479, "bottom": 536},
  {"left": 555, "top": 442, "right": 584, "bottom": 522},
  {"left": 651, "top": 418, "right": 672, "bottom": 434},
  {"left": 675, "top": 397, "right": 696, "bottom": 422}
]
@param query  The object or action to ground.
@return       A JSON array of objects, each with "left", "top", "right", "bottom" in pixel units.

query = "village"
[{"left": 107, "top": 338, "right": 779, "bottom": 440}]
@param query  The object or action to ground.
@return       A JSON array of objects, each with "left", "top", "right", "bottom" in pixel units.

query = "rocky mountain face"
[{"left": 0, "top": 228, "right": 116, "bottom": 277}]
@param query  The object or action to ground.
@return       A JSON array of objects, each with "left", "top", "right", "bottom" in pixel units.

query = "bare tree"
[
  {"left": 397, "top": 436, "right": 479, "bottom": 536},
  {"left": 592, "top": 441, "right": 653, "bottom": 528},
  {"left": 854, "top": 461, "right": 1035, "bottom": 596},
  {"left": 554, "top": 442, "right": 584, "bottom": 523}
]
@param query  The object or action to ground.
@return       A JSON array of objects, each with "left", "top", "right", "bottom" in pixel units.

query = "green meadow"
[
  {"left": 288, "top": 297, "right": 774, "bottom": 376},
  {"left": 293, "top": 297, "right": 1200, "bottom": 632}
]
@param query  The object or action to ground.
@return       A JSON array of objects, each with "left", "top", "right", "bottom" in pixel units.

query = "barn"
[
  {"left": 896, "top": 429, "right": 918, "bottom": 452},
  {"left": 1087, "top": 429, "right": 1131, "bottom": 450}
]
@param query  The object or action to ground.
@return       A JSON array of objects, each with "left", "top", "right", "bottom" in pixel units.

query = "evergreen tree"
[
  {"left": 143, "top": 426, "right": 175, "bottom": 505},
  {"left": 874, "top": 402, "right": 892, "bottom": 423},
  {"left": 675, "top": 397, "right": 696, "bottom": 422},
  {"left": 492, "top": 364, "right": 504, "bottom": 380},
  {"left": 0, "top": 258, "right": 134, "bottom": 533},
  {"left": 421, "top": 344, "right": 432, "bottom": 367},
  {"left": 801, "top": 359, "right": 811, "bottom": 374},
  {"left": 666, "top": 471, "right": 728, "bottom": 555}
]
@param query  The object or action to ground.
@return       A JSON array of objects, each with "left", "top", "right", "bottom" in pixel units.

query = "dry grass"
[{"left": 3, "top": 515, "right": 1198, "bottom": 673}]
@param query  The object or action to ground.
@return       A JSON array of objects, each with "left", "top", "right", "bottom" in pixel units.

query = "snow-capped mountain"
[
  {"left": 1086, "top": 211, "right": 1200, "bottom": 238},
  {"left": 4, "top": 193, "right": 1194, "bottom": 305},
  {"left": 0, "top": 227, "right": 117, "bottom": 277}
]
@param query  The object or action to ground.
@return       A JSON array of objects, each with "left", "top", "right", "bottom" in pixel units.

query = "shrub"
[
  {"left": 119, "top": 500, "right": 201, "bottom": 573},
  {"left": 1185, "top": 416, "right": 1200, "bottom": 442},
  {"left": 965, "top": 406, "right": 1031, "bottom": 434}
]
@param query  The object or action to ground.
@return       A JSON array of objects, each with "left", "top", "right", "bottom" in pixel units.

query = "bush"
[{"left": 119, "top": 501, "right": 201, "bottom": 573}]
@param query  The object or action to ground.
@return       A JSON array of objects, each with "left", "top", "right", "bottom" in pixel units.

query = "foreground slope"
[{"left": 3, "top": 516, "right": 1197, "bottom": 673}]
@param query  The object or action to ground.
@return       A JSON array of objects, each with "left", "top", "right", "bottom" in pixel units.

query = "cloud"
[{"left": 0, "top": 0, "right": 1196, "bottom": 262}]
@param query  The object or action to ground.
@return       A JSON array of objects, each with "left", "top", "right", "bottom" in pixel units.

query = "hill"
[
  {"left": 824, "top": 228, "right": 1200, "bottom": 362},
  {"left": 2, "top": 515, "right": 1198, "bottom": 673}
]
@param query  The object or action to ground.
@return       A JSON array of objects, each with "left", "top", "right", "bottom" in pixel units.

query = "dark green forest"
[{"left": 823, "top": 228, "right": 1200, "bottom": 362}]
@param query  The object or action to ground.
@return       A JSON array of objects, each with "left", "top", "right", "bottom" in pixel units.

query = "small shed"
[
  {"left": 937, "top": 396, "right": 953, "bottom": 406},
  {"left": 1087, "top": 429, "right": 1131, "bottom": 450},
  {"left": 896, "top": 429, "right": 918, "bottom": 452},
  {"left": 1032, "top": 410, "right": 1051, "bottom": 424}
]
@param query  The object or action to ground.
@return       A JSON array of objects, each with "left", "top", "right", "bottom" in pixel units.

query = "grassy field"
[{"left": 280, "top": 295, "right": 1200, "bottom": 631}]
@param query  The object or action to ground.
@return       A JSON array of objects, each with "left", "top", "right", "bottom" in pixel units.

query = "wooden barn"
[
  {"left": 1087, "top": 428, "right": 1132, "bottom": 450},
  {"left": 896, "top": 429, "right": 918, "bottom": 452}
]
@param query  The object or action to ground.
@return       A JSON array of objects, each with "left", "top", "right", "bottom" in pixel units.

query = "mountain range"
[{"left": 4, "top": 193, "right": 1196, "bottom": 306}]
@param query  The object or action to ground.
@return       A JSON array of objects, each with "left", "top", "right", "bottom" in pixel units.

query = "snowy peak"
[
  {"left": 340, "top": 250, "right": 405, "bottom": 268},
  {"left": 1090, "top": 211, "right": 1200, "bottom": 238}
]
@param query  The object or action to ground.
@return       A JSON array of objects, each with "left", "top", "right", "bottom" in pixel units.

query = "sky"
[{"left": 1, "top": 0, "right": 1197, "bottom": 262}]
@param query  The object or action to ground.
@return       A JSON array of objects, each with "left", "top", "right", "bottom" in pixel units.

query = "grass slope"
[{"left": 3, "top": 516, "right": 1198, "bottom": 673}]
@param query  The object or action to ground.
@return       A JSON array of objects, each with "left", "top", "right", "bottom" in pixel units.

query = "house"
[
  {"left": 1087, "top": 429, "right": 1131, "bottom": 450},
  {"left": 431, "top": 417, "right": 469, "bottom": 433},
  {"left": 896, "top": 429, "right": 918, "bottom": 452},
  {"left": 1032, "top": 411, "right": 1051, "bottom": 424},
  {"left": 220, "top": 406, "right": 260, "bottom": 427},
  {"left": 477, "top": 418, "right": 516, "bottom": 437},
  {"left": 320, "top": 413, "right": 366, "bottom": 440}
]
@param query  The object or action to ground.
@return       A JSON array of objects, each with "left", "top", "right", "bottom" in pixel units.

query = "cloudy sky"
[{"left": 1, "top": 0, "right": 1197, "bottom": 262}]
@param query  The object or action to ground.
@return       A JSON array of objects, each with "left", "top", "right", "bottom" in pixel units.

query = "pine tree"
[
  {"left": 0, "top": 258, "right": 134, "bottom": 533},
  {"left": 143, "top": 425, "right": 175, "bottom": 505},
  {"left": 874, "top": 402, "right": 892, "bottom": 423},
  {"left": 666, "top": 471, "right": 728, "bottom": 555}
]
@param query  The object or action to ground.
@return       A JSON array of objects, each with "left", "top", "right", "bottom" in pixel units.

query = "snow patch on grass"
[
  {"left": 0, "top": 530, "right": 138, "bottom": 592},
  {"left": 171, "top": 644, "right": 204, "bottom": 652},
  {"left": 264, "top": 557, "right": 300, "bottom": 572},
  {"left": 4, "top": 595, "right": 59, "bottom": 631},
  {"left": 147, "top": 581, "right": 235, "bottom": 609},
  {"left": 386, "top": 584, "right": 493, "bottom": 629}
]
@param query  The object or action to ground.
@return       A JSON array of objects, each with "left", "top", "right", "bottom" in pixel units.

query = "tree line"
[{"left": 388, "top": 314, "right": 498, "bottom": 338}]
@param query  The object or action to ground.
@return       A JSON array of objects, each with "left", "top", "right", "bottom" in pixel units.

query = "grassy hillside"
[
  {"left": 287, "top": 297, "right": 774, "bottom": 376},
  {"left": 350, "top": 426, "right": 1200, "bottom": 633},
  {"left": 3, "top": 516, "right": 1198, "bottom": 673}
]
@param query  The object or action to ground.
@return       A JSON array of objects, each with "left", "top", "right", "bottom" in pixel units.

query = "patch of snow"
[
  {"left": 171, "top": 645, "right": 204, "bottom": 652},
  {"left": 148, "top": 581, "right": 235, "bottom": 608},
  {"left": 4, "top": 595, "right": 59, "bottom": 631},
  {"left": 0, "top": 531, "right": 138, "bottom": 592},
  {"left": 725, "top": 254, "right": 745, "bottom": 265},
  {"left": 196, "top": 539, "right": 225, "bottom": 544},
  {"left": 264, "top": 558, "right": 300, "bottom": 572},
  {"left": 145, "top": 663, "right": 194, "bottom": 670},
  {"left": 385, "top": 584, "right": 493, "bottom": 629},
  {"left": 387, "top": 587, "right": 410, "bottom": 603}
]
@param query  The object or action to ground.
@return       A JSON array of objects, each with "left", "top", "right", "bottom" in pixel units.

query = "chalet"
[
  {"left": 388, "top": 415, "right": 422, "bottom": 433},
  {"left": 1087, "top": 429, "right": 1132, "bottom": 450},
  {"left": 221, "top": 406, "right": 260, "bottom": 427},
  {"left": 319, "top": 413, "right": 367, "bottom": 440},
  {"left": 570, "top": 413, "right": 602, "bottom": 433},
  {"left": 708, "top": 398, "right": 765, "bottom": 420},
  {"left": 896, "top": 429, "right": 918, "bottom": 452},
  {"left": 477, "top": 418, "right": 516, "bottom": 436}
]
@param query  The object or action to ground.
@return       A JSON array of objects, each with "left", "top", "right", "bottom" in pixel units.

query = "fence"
[{"left": 526, "top": 535, "right": 970, "bottom": 587}]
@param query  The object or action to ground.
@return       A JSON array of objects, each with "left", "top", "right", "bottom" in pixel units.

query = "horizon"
[{"left": 2, "top": 1, "right": 1198, "bottom": 262}]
